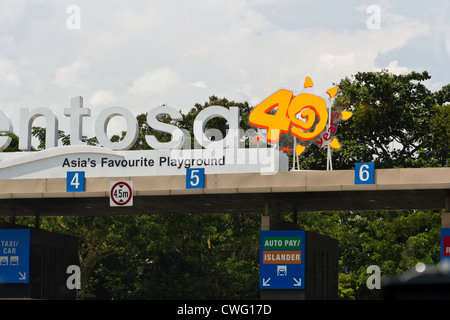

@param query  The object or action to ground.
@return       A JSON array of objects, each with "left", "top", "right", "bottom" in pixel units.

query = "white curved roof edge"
[{"left": 0, "top": 145, "right": 124, "bottom": 169}]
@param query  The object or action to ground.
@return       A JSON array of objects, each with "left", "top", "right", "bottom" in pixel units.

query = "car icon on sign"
[{"left": 277, "top": 265, "right": 287, "bottom": 276}]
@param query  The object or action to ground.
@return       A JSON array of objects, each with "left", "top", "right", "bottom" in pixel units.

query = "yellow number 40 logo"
[{"left": 249, "top": 77, "right": 352, "bottom": 156}]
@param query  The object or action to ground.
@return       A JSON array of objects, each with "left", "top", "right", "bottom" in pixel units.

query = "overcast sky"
[{"left": 0, "top": 0, "right": 448, "bottom": 139}]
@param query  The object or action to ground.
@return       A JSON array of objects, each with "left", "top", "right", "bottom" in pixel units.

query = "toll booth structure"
[{"left": 0, "top": 222, "right": 79, "bottom": 299}]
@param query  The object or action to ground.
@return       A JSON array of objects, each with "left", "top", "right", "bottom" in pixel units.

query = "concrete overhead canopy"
[{"left": 0, "top": 168, "right": 448, "bottom": 217}]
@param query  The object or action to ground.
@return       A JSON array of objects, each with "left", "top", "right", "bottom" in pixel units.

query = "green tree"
[
  {"left": 330, "top": 70, "right": 448, "bottom": 168},
  {"left": 31, "top": 127, "right": 98, "bottom": 149},
  {"left": 88, "top": 213, "right": 261, "bottom": 299},
  {"left": 0, "top": 133, "right": 20, "bottom": 152},
  {"left": 292, "top": 210, "right": 442, "bottom": 299},
  {"left": 428, "top": 102, "right": 449, "bottom": 166}
]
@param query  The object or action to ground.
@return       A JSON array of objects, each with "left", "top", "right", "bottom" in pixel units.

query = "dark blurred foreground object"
[{"left": 382, "top": 263, "right": 450, "bottom": 300}]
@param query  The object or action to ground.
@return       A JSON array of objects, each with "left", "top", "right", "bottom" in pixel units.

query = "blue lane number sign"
[
  {"left": 186, "top": 168, "right": 205, "bottom": 189},
  {"left": 0, "top": 229, "right": 30, "bottom": 283},
  {"left": 66, "top": 171, "right": 85, "bottom": 192},
  {"left": 355, "top": 163, "right": 375, "bottom": 185}
]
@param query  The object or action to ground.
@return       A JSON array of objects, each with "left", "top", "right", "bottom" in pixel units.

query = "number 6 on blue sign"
[
  {"left": 355, "top": 163, "right": 375, "bottom": 184},
  {"left": 186, "top": 168, "right": 205, "bottom": 189},
  {"left": 67, "top": 171, "right": 85, "bottom": 192}
]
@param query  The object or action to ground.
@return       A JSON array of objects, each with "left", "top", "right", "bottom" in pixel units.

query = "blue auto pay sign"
[
  {"left": 0, "top": 229, "right": 30, "bottom": 283},
  {"left": 260, "top": 230, "right": 305, "bottom": 289}
]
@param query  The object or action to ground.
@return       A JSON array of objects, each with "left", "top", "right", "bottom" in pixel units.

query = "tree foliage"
[{"left": 332, "top": 70, "right": 448, "bottom": 168}]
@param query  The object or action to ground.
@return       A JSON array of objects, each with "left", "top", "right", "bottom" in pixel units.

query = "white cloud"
[
  {"left": 52, "top": 59, "right": 89, "bottom": 89},
  {"left": 0, "top": 0, "right": 27, "bottom": 24},
  {"left": 318, "top": 51, "right": 378, "bottom": 72},
  {"left": 190, "top": 81, "right": 208, "bottom": 89},
  {"left": 0, "top": 57, "right": 21, "bottom": 86},
  {"left": 383, "top": 60, "right": 409, "bottom": 75},
  {"left": 89, "top": 90, "right": 117, "bottom": 107},
  {"left": 128, "top": 67, "right": 181, "bottom": 96}
]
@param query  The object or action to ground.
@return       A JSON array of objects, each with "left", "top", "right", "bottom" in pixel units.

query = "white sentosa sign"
[
  {"left": 0, "top": 97, "right": 244, "bottom": 151},
  {"left": 0, "top": 146, "right": 286, "bottom": 179},
  {"left": 0, "top": 96, "right": 288, "bottom": 179}
]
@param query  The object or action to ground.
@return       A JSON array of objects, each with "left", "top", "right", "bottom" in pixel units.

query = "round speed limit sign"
[{"left": 110, "top": 181, "right": 133, "bottom": 207}]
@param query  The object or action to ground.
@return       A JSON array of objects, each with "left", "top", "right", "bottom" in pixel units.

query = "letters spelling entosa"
[{"left": 0, "top": 96, "right": 245, "bottom": 152}]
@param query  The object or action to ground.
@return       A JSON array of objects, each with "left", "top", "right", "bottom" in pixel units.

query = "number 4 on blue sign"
[
  {"left": 67, "top": 171, "right": 85, "bottom": 192},
  {"left": 355, "top": 163, "right": 375, "bottom": 185},
  {"left": 186, "top": 168, "right": 205, "bottom": 189}
]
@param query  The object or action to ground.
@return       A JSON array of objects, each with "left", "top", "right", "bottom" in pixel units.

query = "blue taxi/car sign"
[{"left": 0, "top": 229, "right": 30, "bottom": 283}]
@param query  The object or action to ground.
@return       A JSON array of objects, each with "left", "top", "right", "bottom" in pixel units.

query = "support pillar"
[
  {"left": 264, "top": 198, "right": 270, "bottom": 216},
  {"left": 261, "top": 215, "right": 303, "bottom": 231},
  {"left": 35, "top": 211, "right": 40, "bottom": 229},
  {"left": 442, "top": 197, "right": 450, "bottom": 228},
  {"left": 292, "top": 206, "right": 298, "bottom": 225},
  {"left": 10, "top": 209, "right": 15, "bottom": 224}
]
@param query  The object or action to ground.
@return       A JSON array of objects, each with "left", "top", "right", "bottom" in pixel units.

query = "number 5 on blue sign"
[
  {"left": 186, "top": 168, "right": 205, "bottom": 189},
  {"left": 67, "top": 171, "right": 85, "bottom": 192},
  {"left": 355, "top": 163, "right": 375, "bottom": 185}
]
